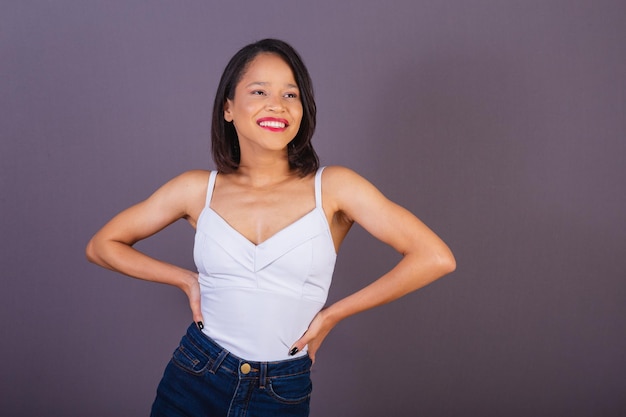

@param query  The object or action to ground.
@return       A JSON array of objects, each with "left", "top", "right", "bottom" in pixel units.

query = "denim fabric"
[{"left": 151, "top": 323, "right": 313, "bottom": 417}]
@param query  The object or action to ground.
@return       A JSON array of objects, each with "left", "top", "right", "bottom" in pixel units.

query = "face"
[{"left": 224, "top": 53, "right": 303, "bottom": 154}]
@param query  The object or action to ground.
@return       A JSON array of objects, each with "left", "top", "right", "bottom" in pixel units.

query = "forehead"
[{"left": 239, "top": 53, "right": 297, "bottom": 85}]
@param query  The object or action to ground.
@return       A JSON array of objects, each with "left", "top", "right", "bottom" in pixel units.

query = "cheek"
[{"left": 294, "top": 104, "right": 304, "bottom": 121}]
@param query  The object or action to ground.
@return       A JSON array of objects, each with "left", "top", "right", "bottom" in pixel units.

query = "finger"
[
  {"left": 191, "top": 304, "right": 203, "bottom": 322},
  {"left": 305, "top": 342, "right": 317, "bottom": 364},
  {"left": 189, "top": 298, "right": 203, "bottom": 329},
  {"left": 193, "top": 313, "right": 203, "bottom": 329},
  {"left": 288, "top": 335, "right": 309, "bottom": 357}
]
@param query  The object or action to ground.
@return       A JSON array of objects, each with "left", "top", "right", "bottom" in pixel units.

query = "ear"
[{"left": 224, "top": 99, "right": 233, "bottom": 122}]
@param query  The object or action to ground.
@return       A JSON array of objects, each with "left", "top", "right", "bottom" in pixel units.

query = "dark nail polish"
[
  {"left": 289, "top": 347, "right": 299, "bottom": 356},
  {"left": 196, "top": 321, "right": 204, "bottom": 330}
]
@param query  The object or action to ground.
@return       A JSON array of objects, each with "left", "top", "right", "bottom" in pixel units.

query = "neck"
[{"left": 236, "top": 151, "right": 293, "bottom": 187}]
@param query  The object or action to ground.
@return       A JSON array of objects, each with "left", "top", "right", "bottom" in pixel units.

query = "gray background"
[{"left": 2, "top": 1, "right": 625, "bottom": 416}]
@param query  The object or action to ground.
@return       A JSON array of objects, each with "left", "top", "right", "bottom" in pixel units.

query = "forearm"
[
  {"left": 86, "top": 238, "right": 196, "bottom": 291},
  {"left": 324, "top": 251, "right": 455, "bottom": 327}
]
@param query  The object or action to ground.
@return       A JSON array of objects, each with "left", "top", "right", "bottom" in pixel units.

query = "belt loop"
[
  {"left": 209, "top": 349, "right": 229, "bottom": 374},
  {"left": 259, "top": 362, "right": 267, "bottom": 389}
]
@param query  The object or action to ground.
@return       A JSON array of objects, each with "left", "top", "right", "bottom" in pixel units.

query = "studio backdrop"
[{"left": 1, "top": 1, "right": 625, "bottom": 416}]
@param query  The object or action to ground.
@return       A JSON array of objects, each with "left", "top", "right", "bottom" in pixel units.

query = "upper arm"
[
  {"left": 324, "top": 166, "right": 453, "bottom": 260},
  {"left": 90, "top": 170, "right": 209, "bottom": 246}
]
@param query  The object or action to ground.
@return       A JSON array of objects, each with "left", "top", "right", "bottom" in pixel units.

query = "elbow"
[
  {"left": 443, "top": 252, "right": 456, "bottom": 274},
  {"left": 85, "top": 237, "right": 100, "bottom": 264},
  {"left": 435, "top": 246, "right": 456, "bottom": 276}
]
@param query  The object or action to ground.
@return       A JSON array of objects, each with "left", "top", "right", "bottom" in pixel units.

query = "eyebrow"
[{"left": 245, "top": 81, "right": 299, "bottom": 89}]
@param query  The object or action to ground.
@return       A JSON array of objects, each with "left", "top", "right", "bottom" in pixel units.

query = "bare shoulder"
[
  {"left": 153, "top": 169, "right": 210, "bottom": 199},
  {"left": 321, "top": 165, "right": 360, "bottom": 180},
  {"left": 161, "top": 170, "right": 211, "bottom": 221},
  {"left": 322, "top": 165, "right": 383, "bottom": 200},
  {"left": 321, "top": 165, "right": 372, "bottom": 194},
  {"left": 169, "top": 169, "right": 211, "bottom": 189},
  {"left": 134, "top": 170, "right": 210, "bottom": 220},
  {"left": 320, "top": 166, "right": 389, "bottom": 221}
]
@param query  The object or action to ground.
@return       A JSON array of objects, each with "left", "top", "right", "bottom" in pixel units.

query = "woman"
[{"left": 86, "top": 38, "right": 455, "bottom": 417}]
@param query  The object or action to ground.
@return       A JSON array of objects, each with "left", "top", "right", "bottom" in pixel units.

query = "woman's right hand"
[{"left": 181, "top": 272, "right": 204, "bottom": 329}]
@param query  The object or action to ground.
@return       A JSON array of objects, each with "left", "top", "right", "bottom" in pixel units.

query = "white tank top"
[{"left": 193, "top": 167, "right": 337, "bottom": 361}]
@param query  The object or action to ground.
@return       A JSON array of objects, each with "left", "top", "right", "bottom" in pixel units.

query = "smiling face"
[{"left": 223, "top": 53, "right": 303, "bottom": 155}]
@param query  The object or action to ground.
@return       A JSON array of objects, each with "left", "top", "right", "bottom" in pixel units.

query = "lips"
[{"left": 257, "top": 117, "right": 289, "bottom": 130}]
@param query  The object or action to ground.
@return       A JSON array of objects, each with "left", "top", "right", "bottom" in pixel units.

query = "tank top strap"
[
  {"left": 314, "top": 166, "right": 326, "bottom": 208},
  {"left": 205, "top": 171, "right": 217, "bottom": 206}
]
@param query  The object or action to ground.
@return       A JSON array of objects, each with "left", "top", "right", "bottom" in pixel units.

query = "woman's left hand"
[{"left": 290, "top": 309, "right": 336, "bottom": 364}]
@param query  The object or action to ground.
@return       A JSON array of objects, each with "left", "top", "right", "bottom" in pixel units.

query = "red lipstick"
[{"left": 257, "top": 117, "right": 289, "bottom": 132}]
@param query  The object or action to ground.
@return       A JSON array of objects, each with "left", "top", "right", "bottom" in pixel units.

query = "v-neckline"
[{"left": 207, "top": 206, "right": 318, "bottom": 248}]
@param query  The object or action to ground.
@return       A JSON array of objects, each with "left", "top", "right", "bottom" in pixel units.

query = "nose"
[{"left": 265, "top": 95, "right": 284, "bottom": 112}]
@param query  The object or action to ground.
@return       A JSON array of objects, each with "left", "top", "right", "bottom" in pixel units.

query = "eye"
[
  {"left": 251, "top": 90, "right": 266, "bottom": 96},
  {"left": 284, "top": 92, "right": 299, "bottom": 99}
]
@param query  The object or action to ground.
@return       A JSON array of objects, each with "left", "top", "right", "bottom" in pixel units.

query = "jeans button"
[{"left": 240, "top": 363, "right": 251, "bottom": 374}]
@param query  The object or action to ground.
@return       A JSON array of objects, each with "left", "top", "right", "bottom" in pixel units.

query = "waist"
[
  {"left": 185, "top": 322, "right": 312, "bottom": 377},
  {"left": 199, "top": 287, "right": 323, "bottom": 361}
]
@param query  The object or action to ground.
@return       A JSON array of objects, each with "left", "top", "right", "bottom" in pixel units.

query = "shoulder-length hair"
[{"left": 211, "top": 39, "right": 319, "bottom": 176}]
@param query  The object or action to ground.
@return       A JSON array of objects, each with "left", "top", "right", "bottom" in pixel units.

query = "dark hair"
[{"left": 211, "top": 39, "right": 318, "bottom": 176}]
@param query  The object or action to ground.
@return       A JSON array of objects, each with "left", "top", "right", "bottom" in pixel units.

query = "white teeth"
[{"left": 259, "top": 120, "right": 286, "bottom": 128}]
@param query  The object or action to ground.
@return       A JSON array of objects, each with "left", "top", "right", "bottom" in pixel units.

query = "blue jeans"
[{"left": 151, "top": 323, "right": 313, "bottom": 417}]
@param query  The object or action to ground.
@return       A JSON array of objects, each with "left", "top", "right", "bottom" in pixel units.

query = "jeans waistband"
[{"left": 184, "top": 323, "right": 311, "bottom": 380}]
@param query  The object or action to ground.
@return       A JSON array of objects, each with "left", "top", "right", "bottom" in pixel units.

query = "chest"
[{"left": 209, "top": 181, "right": 316, "bottom": 246}]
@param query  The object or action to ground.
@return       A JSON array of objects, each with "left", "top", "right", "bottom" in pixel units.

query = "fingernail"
[
  {"left": 289, "top": 347, "right": 299, "bottom": 356},
  {"left": 196, "top": 321, "right": 204, "bottom": 330}
]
